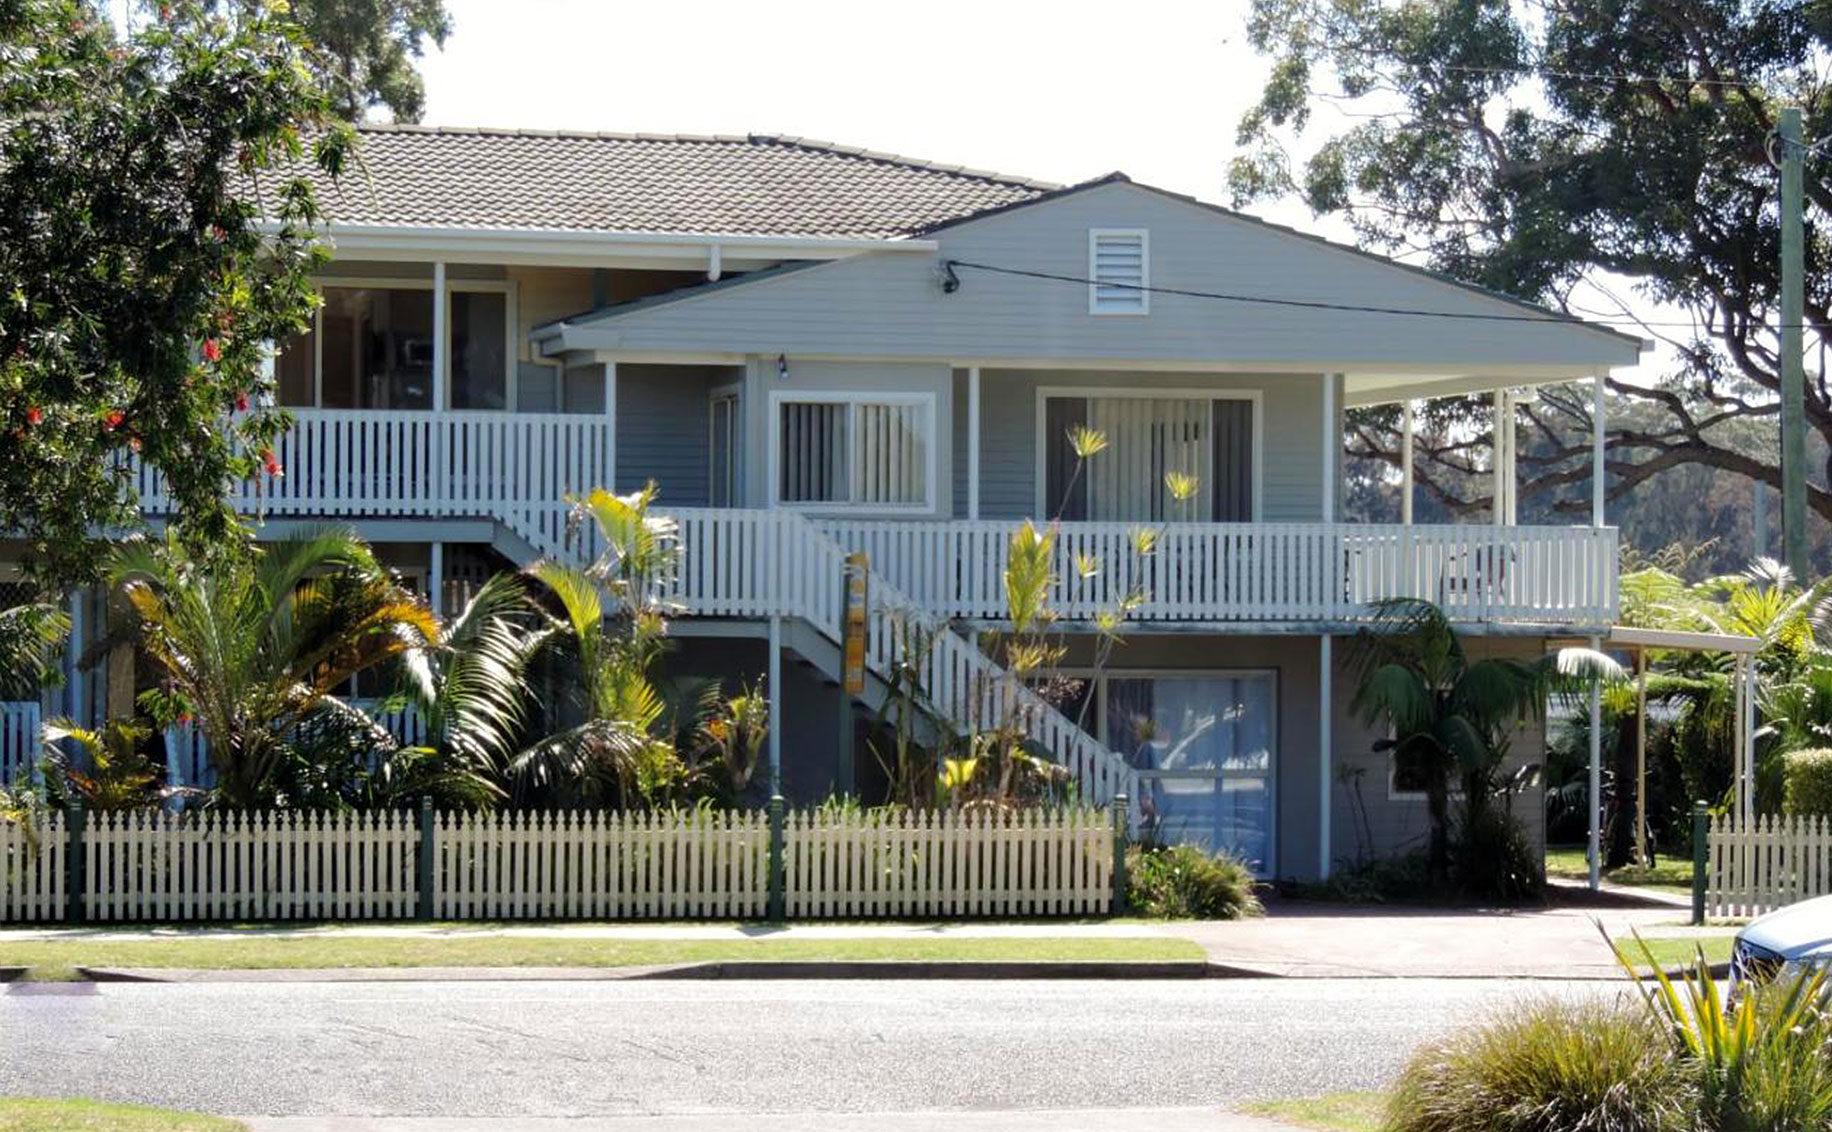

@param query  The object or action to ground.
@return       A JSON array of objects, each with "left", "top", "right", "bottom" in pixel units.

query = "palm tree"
[
  {"left": 1350, "top": 598, "right": 1620, "bottom": 890},
  {"left": 109, "top": 528, "right": 455, "bottom": 808},
  {"left": 392, "top": 571, "right": 546, "bottom": 795},
  {"left": 0, "top": 596, "right": 68, "bottom": 697},
  {"left": 510, "top": 486, "right": 684, "bottom": 804}
]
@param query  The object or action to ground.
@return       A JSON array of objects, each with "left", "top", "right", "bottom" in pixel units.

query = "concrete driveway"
[{"left": 1162, "top": 895, "right": 1731, "bottom": 978}]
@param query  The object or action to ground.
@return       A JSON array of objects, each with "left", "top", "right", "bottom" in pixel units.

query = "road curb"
[{"left": 76, "top": 959, "right": 1237, "bottom": 983}]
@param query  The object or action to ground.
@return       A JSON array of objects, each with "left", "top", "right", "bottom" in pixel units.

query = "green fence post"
[
  {"left": 767, "top": 794, "right": 786, "bottom": 922},
  {"left": 417, "top": 796, "right": 436, "bottom": 922},
  {"left": 1111, "top": 794, "right": 1130, "bottom": 916},
  {"left": 1691, "top": 800, "right": 1709, "bottom": 926},
  {"left": 65, "top": 797, "right": 85, "bottom": 925}
]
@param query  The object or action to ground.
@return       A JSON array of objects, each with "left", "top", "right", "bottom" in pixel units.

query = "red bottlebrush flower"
[
  {"left": 235, "top": 391, "right": 249, "bottom": 413},
  {"left": 104, "top": 409, "right": 124, "bottom": 430},
  {"left": 261, "top": 448, "right": 284, "bottom": 478},
  {"left": 25, "top": 406, "right": 41, "bottom": 426},
  {"left": 210, "top": 226, "right": 227, "bottom": 242},
  {"left": 202, "top": 339, "right": 221, "bottom": 363}
]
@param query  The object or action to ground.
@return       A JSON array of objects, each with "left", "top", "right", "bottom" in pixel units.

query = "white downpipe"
[
  {"left": 967, "top": 366, "right": 981, "bottom": 520},
  {"left": 1318, "top": 634, "right": 1333, "bottom": 880},
  {"left": 1400, "top": 401, "right": 1415, "bottom": 525},
  {"left": 1588, "top": 632, "right": 1602, "bottom": 891},
  {"left": 768, "top": 614, "right": 783, "bottom": 795}
]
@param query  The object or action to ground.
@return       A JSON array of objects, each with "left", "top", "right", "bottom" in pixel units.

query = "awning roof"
[{"left": 1553, "top": 625, "right": 1763, "bottom": 655}]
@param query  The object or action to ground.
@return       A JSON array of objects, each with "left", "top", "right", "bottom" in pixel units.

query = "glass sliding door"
[
  {"left": 1095, "top": 671, "right": 1276, "bottom": 873},
  {"left": 1041, "top": 392, "right": 1256, "bottom": 522}
]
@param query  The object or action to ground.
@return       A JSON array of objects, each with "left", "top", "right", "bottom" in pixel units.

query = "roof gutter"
[{"left": 259, "top": 221, "right": 938, "bottom": 265}]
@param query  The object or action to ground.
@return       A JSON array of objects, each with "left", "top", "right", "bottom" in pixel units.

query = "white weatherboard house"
[{"left": 6, "top": 126, "right": 1646, "bottom": 881}]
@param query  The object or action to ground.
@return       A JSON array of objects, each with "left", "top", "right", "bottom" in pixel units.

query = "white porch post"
[
  {"left": 431, "top": 261, "right": 447, "bottom": 411},
  {"left": 429, "top": 541, "right": 444, "bottom": 620},
  {"left": 1742, "top": 658, "right": 1757, "bottom": 820},
  {"left": 604, "top": 361, "right": 618, "bottom": 492},
  {"left": 66, "top": 590, "right": 87, "bottom": 725},
  {"left": 1592, "top": 374, "right": 1607, "bottom": 526},
  {"left": 1588, "top": 632, "right": 1603, "bottom": 891},
  {"left": 768, "top": 614, "right": 783, "bottom": 795},
  {"left": 1318, "top": 634, "right": 1333, "bottom": 880},
  {"left": 1321, "top": 374, "right": 1338, "bottom": 522},
  {"left": 1400, "top": 401, "right": 1415, "bottom": 525},
  {"left": 1492, "top": 390, "right": 1507, "bottom": 526},
  {"left": 967, "top": 366, "right": 981, "bottom": 520}
]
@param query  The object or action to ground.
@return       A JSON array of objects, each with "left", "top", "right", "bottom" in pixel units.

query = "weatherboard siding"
[
  {"left": 565, "top": 181, "right": 1641, "bottom": 370},
  {"left": 616, "top": 364, "right": 720, "bottom": 506}
]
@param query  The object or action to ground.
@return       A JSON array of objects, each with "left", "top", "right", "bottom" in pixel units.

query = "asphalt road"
[{"left": 0, "top": 979, "right": 1619, "bottom": 1120}]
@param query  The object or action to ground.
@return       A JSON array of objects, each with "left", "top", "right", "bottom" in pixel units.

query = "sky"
[
  {"left": 417, "top": 0, "right": 1289, "bottom": 221},
  {"left": 413, "top": 0, "right": 1679, "bottom": 387}
]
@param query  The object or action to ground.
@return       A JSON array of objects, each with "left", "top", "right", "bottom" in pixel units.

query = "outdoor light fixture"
[{"left": 776, "top": 354, "right": 790, "bottom": 380}]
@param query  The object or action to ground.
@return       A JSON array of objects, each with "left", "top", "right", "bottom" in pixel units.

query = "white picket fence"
[
  {"left": 0, "top": 814, "right": 65, "bottom": 922},
  {"left": 83, "top": 810, "right": 418, "bottom": 922},
  {"left": 430, "top": 809, "right": 770, "bottom": 920},
  {"left": 1707, "top": 812, "right": 1832, "bottom": 919},
  {"left": 783, "top": 808, "right": 1113, "bottom": 918},
  {"left": 0, "top": 806, "right": 1116, "bottom": 923}
]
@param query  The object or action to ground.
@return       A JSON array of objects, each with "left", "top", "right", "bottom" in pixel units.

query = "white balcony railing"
[
  {"left": 133, "top": 410, "right": 1615, "bottom": 627},
  {"left": 1, "top": 700, "right": 40, "bottom": 784},
  {"left": 138, "top": 408, "right": 611, "bottom": 533},
  {"left": 809, "top": 519, "right": 1617, "bottom": 627}
]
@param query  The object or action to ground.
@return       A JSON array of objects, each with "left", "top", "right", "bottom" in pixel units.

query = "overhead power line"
[{"left": 943, "top": 259, "right": 1722, "bottom": 329}]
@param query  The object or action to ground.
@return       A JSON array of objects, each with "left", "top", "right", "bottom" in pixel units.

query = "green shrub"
[
  {"left": 1388, "top": 998, "right": 1688, "bottom": 1132},
  {"left": 1451, "top": 805, "right": 1544, "bottom": 903},
  {"left": 1617, "top": 937, "right": 1832, "bottom": 1132},
  {"left": 1124, "top": 843, "right": 1261, "bottom": 920},
  {"left": 1783, "top": 747, "right": 1832, "bottom": 816}
]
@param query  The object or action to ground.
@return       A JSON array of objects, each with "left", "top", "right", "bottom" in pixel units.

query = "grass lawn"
[
  {"left": 1619, "top": 934, "right": 1734, "bottom": 971},
  {"left": 1244, "top": 1092, "right": 1387, "bottom": 1132},
  {"left": 1544, "top": 846, "right": 1694, "bottom": 892},
  {"left": 0, "top": 1098, "right": 242, "bottom": 1131},
  {"left": 0, "top": 933, "right": 1205, "bottom": 981}
]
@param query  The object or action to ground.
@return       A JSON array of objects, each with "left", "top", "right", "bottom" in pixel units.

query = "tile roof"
[{"left": 299, "top": 125, "right": 1059, "bottom": 239}]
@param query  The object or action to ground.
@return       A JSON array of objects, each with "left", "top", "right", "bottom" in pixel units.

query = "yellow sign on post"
[{"left": 842, "top": 552, "right": 869, "bottom": 696}]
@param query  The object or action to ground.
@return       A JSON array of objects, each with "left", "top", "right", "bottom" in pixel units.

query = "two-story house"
[{"left": 6, "top": 126, "right": 1642, "bottom": 881}]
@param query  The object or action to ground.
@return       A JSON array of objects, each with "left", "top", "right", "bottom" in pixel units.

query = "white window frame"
[
  {"left": 1032, "top": 386, "right": 1263, "bottom": 522},
  {"left": 767, "top": 390, "right": 938, "bottom": 513},
  {"left": 708, "top": 382, "right": 743, "bottom": 508},
  {"left": 1064, "top": 667, "right": 1279, "bottom": 875},
  {"left": 1088, "top": 228, "right": 1150, "bottom": 316},
  {"left": 284, "top": 276, "right": 519, "bottom": 412}
]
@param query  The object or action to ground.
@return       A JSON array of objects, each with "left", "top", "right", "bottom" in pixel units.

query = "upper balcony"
[{"left": 137, "top": 406, "right": 1617, "bottom": 630}]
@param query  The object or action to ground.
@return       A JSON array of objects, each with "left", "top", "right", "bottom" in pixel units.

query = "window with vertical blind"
[
  {"left": 1040, "top": 391, "right": 1256, "bottom": 522},
  {"left": 1089, "top": 229, "right": 1149, "bottom": 314},
  {"left": 772, "top": 393, "right": 933, "bottom": 508}
]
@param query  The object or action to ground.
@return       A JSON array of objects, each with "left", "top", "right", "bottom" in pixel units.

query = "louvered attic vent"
[{"left": 1089, "top": 229, "right": 1149, "bottom": 314}]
